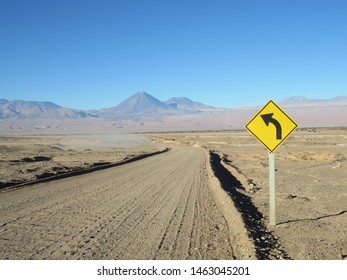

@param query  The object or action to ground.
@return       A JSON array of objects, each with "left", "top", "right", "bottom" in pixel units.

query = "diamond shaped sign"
[{"left": 245, "top": 100, "right": 298, "bottom": 152}]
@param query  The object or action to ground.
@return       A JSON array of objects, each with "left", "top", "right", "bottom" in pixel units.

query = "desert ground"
[
  {"left": 153, "top": 127, "right": 347, "bottom": 260},
  {"left": 0, "top": 128, "right": 346, "bottom": 260},
  {"left": 0, "top": 133, "right": 157, "bottom": 190}
]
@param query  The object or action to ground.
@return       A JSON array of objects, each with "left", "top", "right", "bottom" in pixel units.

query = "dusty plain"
[
  {"left": 154, "top": 127, "right": 347, "bottom": 260},
  {"left": 0, "top": 128, "right": 346, "bottom": 260},
  {"left": 1, "top": 133, "right": 254, "bottom": 260},
  {"left": 0, "top": 134, "right": 157, "bottom": 190}
]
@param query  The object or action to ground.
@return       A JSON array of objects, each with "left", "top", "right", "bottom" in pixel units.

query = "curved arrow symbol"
[{"left": 261, "top": 113, "right": 282, "bottom": 140}]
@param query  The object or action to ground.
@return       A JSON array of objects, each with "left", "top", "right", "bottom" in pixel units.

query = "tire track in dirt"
[{"left": 0, "top": 146, "right": 236, "bottom": 260}]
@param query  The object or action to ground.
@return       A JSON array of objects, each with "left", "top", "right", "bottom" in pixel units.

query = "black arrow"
[{"left": 261, "top": 113, "right": 282, "bottom": 140}]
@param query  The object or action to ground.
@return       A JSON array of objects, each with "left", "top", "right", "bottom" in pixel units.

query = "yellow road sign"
[{"left": 245, "top": 100, "right": 298, "bottom": 152}]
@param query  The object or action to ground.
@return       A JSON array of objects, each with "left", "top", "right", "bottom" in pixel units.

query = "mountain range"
[
  {"left": 0, "top": 98, "right": 97, "bottom": 120},
  {"left": 0, "top": 92, "right": 214, "bottom": 120},
  {"left": 97, "top": 92, "right": 214, "bottom": 120},
  {"left": 1, "top": 92, "right": 347, "bottom": 132},
  {"left": 279, "top": 96, "right": 347, "bottom": 107}
]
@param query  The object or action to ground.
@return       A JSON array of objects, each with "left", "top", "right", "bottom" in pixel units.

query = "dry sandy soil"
[
  {"left": 0, "top": 137, "right": 255, "bottom": 260},
  {"left": 0, "top": 147, "right": 235, "bottom": 259},
  {"left": 1, "top": 128, "right": 346, "bottom": 260},
  {"left": 0, "top": 134, "right": 158, "bottom": 190},
  {"left": 154, "top": 127, "right": 347, "bottom": 260}
]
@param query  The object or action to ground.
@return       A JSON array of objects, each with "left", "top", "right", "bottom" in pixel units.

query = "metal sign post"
[
  {"left": 245, "top": 100, "right": 298, "bottom": 226},
  {"left": 269, "top": 152, "right": 276, "bottom": 226}
]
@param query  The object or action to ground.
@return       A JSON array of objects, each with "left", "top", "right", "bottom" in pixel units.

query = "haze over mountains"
[
  {"left": 0, "top": 98, "right": 96, "bottom": 120},
  {"left": 108, "top": 91, "right": 170, "bottom": 114},
  {"left": 0, "top": 92, "right": 215, "bottom": 120},
  {"left": 279, "top": 96, "right": 347, "bottom": 107},
  {"left": 1, "top": 92, "right": 346, "bottom": 133},
  {"left": 98, "top": 91, "right": 214, "bottom": 119}
]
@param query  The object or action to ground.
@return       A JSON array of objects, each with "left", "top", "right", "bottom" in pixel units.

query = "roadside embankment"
[{"left": 207, "top": 150, "right": 290, "bottom": 260}]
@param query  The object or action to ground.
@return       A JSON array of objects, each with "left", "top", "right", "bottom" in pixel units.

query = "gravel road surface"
[{"left": 0, "top": 146, "right": 236, "bottom": 259}]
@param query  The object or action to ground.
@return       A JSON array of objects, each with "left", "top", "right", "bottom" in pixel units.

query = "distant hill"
[
  {"left": 165, "top": 97, "right": 213, "bottom": 110},
  {"left": 0, "top": 99, "right": 97, "bottom": 119},
  {"left": 276, "top": 96, "right": 347, "bottom": 127},
  {"left": 279, "top": 96, "right": 347, "bottom": 107},
  {"left": 104, "top": 91, "right": 169, "bottom": 115},
  {"left": 98, "top": 91, "right": 213, "bottom": 119}
]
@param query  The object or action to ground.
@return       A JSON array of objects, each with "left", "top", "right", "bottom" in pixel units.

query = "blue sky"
[{"left": 1, "top": 0, "right": 346, "bottom": 109}]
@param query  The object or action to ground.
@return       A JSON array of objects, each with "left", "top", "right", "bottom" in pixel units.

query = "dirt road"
[{"left": 0, "top": 146, "right": 236, "bottom": 260}]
